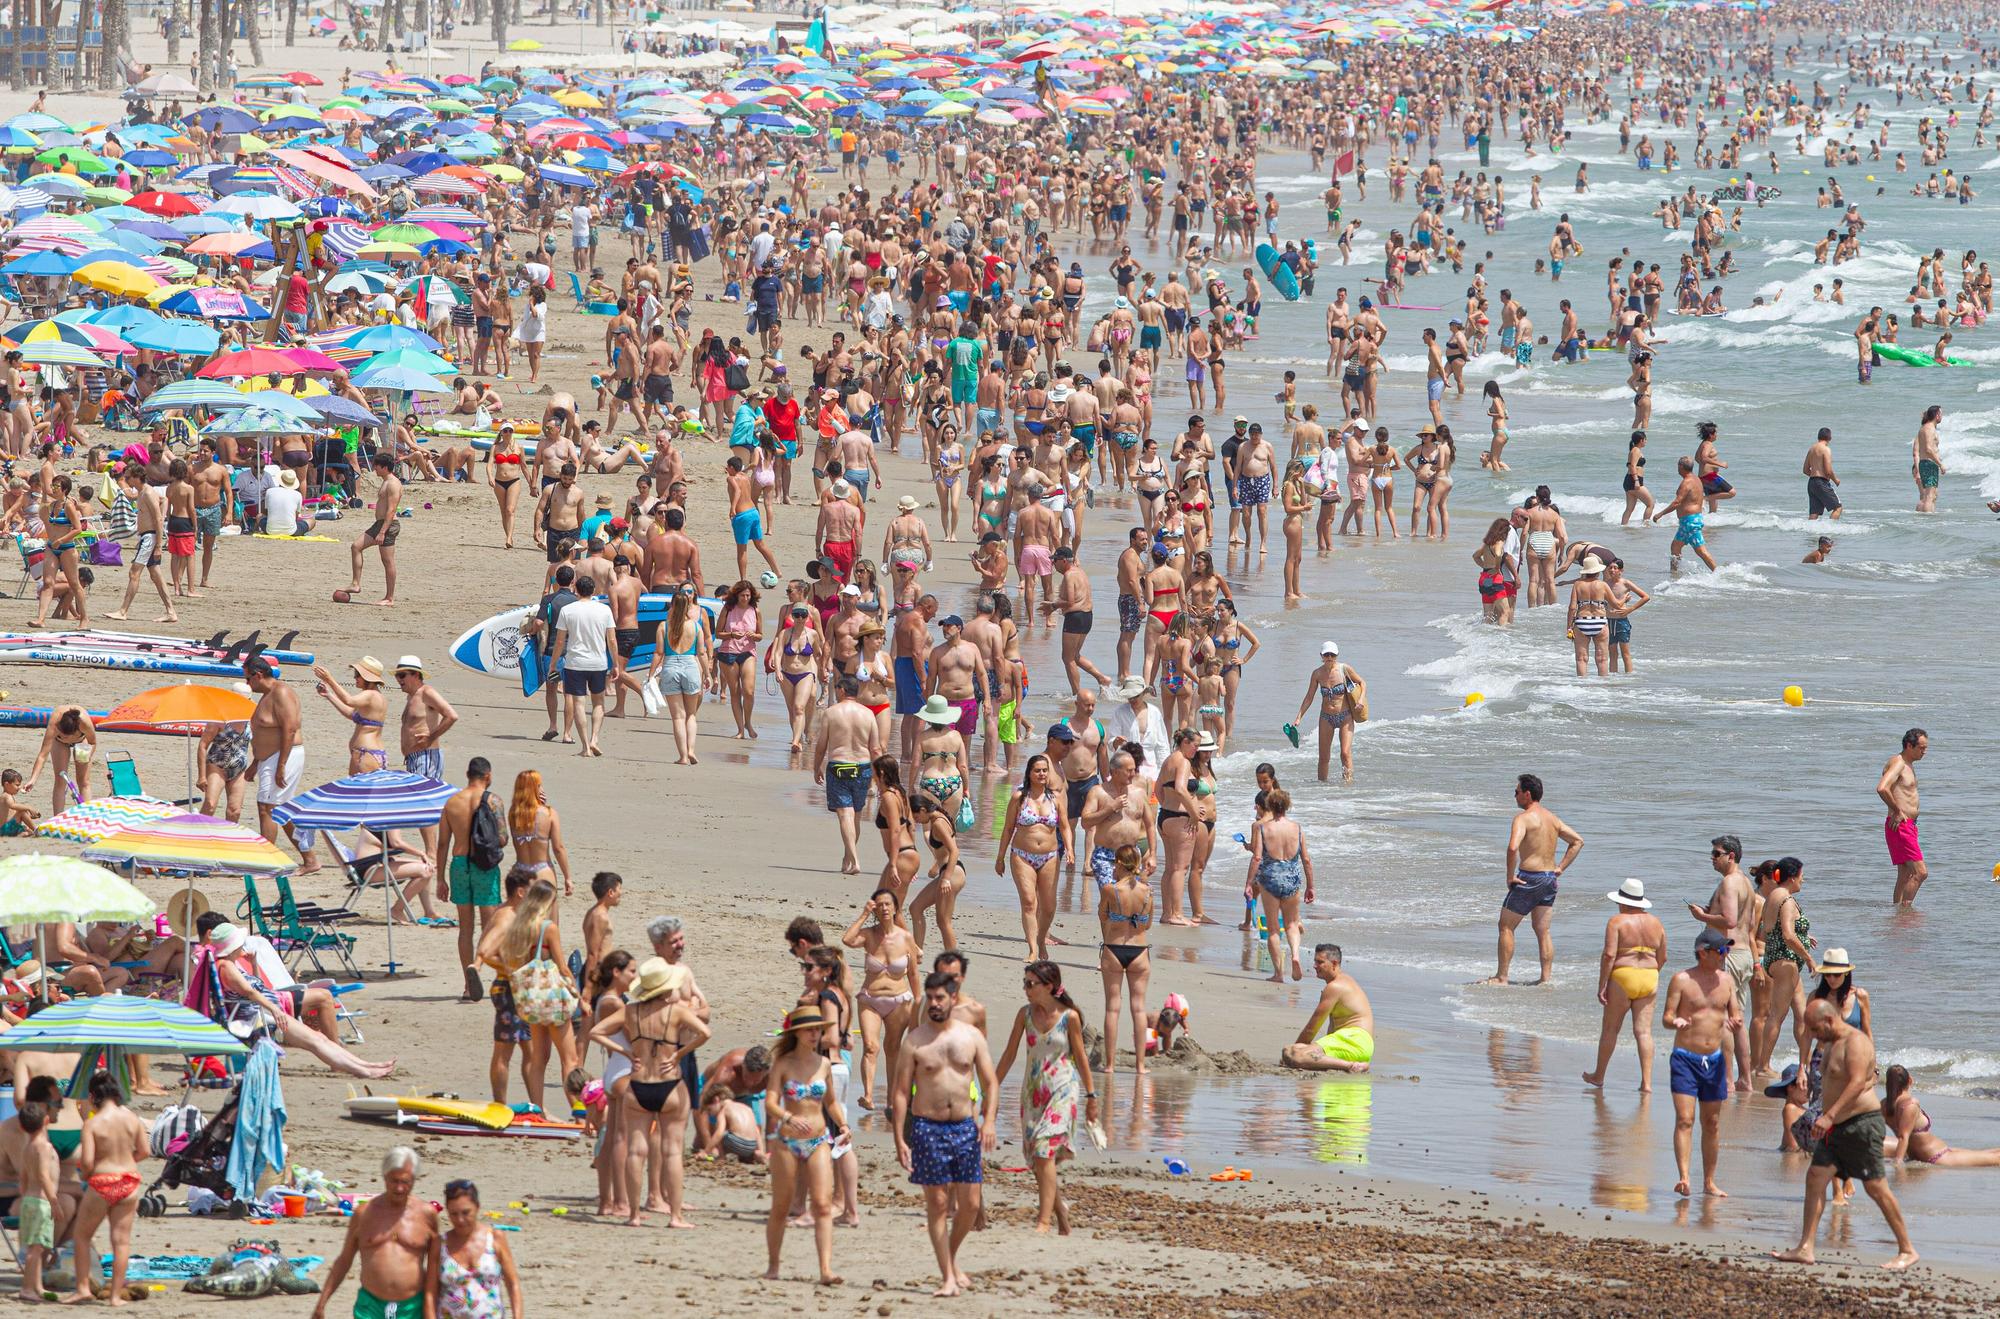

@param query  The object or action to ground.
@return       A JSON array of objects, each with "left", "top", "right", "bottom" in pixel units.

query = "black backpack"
[{"left": 468, "top": 792, "right": 506, "bottom": 871}]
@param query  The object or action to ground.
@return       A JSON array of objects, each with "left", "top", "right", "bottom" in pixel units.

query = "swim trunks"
[
  {"left": 1884, "top": 815, "right": 1921, "bottom": 865},
  {"left": 1502, "top": 869, "right": 1559, "bottom": 916},
  {"left": 404, "top": 747, "right": 443, "bottom": 781},
  {"left": 730, "top": 507, "right": 763, "bottom": 545},
  {"left": 1806, "top": 476, "right": 1841, "bottom": 516},
  {"left": 1812, "top": 1109, "right": 1887, "bottom": 1182},
  {"left": 951, "top": 697, "right": 979, "bottom": 739},
  {"left": 823, "top": 760, "right": 872, "bottom": 813},
  {"left": 996, "top": 698, "right": 1020, "bottom": 745},
  {"left": 893, "top": 655, "right": 924, "bottom": 716},
  {"left": 907, "top": 1114, "right": 982, "bottom": 1186},
  {"left": 1118, "top": 592, "right": 1143, "bottom": 634},
  {"left": 1670, "top": 1046, "right": 1728, "bottom": 1103},
  {"left": 449, "top": 855, "right": 501, "bottom": 908},
  {"left": 1918, "top": 458, "right": 1941, "bottom": 488},
  {"left": 354, "top": 1286, "right": 419, "bottom": 1319},
  {"left": 1236, "top": 473, "right": 1272, "bottom": 506},
  {"left": 1725, "top": 947, "right": 1754, "bottom": 1015},
  {"left": 16, "top": 1193, "right": 52, "bottom": 1250},
  {"left": 1313, "top": 1027, "right": 1373, "bottom": 1063},
  {"left": 1674, "top": 513, "right": 1705, "bottom": 547}
]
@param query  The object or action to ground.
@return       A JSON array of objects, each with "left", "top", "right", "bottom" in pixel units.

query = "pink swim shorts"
[{"left": 1884, "top": 816, "right": 1922, "bottom": 865}]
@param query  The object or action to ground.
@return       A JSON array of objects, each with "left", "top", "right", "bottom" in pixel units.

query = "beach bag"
[
  {"left": 687, "top": 224, "right": 711, "bottom": 263},
  {"left": 97, "top": 467, "right": 118, "bottom": 507},
  {"left": 724, "top": 360, "right": 750, "bottom": 393},
  {"left": 150, "top": 1102, "right": 206, "bottom": 1157},
  {"left": 467, "top": 791, "right": 506, "bottom": 871},
  {"left": 510, "top": 924, "right": 577, "bottom": 1027},
  {"left": 1345, "top": 668, "right": 1369, "bottom": 724},
  {"left": 90, "top": 538, "right": 123, "bottom": 567},
  {"left": 955, "top": 796, "right": 976, "bottom": 834}
]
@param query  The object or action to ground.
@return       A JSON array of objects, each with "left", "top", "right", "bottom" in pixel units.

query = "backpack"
[{"left": 468, "top": 791, "right": 507, "bottom": 871}]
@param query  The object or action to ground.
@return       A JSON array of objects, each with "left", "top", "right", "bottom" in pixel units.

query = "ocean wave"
[{"left": 1646, "top": 560, "right": 1803, "bottom": 598}]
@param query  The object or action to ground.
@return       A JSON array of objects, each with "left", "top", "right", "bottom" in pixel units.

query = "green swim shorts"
[
  {"left": 449, "top": 855, "right": 501, "bottom": 908},
  {"left": 355, "top": 1287, "right": 419, "bottom": 1319},
  {"left": 17, "top": 1193, "right": 53, "bottom": 1249},
  {"left": 1315, "top": 1027, "right": 1374, "bottom": 1064}
]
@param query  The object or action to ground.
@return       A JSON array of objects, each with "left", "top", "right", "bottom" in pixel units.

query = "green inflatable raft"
[{"left": 1872, "top": 342, "right": 1970, "bottom": 368}]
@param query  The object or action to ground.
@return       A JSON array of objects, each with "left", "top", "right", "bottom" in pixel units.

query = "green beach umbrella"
[
  {"left": 0, "top": 994, "right": 243, "bottom": 1056},
  {"left": 0, "top": 854, "right": 154, "bottom": 924}
]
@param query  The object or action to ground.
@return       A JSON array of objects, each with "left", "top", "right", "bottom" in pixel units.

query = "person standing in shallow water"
[
  {"left": 1484, "top": 773, "right": 1582, "bottom": 987},
  {"left": 1663, "top": 928, "right": 1740, "bottom": 1200},
  {"left": 1877, "top": 728, "right": 1927, "bottom": 906}
]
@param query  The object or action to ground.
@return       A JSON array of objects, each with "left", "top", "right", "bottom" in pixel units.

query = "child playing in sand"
[
  {"left": 694, "top": 1084, "right": 767, "bottom": 1164},
  {"left": 0, "top": 768, "right": 35, "bottom": 836},
  {"left": 12, "top": 1100, "right": 60, "bottom": 1302}
]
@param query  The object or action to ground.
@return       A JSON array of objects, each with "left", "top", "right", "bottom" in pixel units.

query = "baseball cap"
[
  {"left": 1319, "top": 641, "right": 1339, "bottom": 656},
  {"left": 1047, "top": 723, "right": 1077, "bottom": 742},
  {"left": 939, "top": 614, "right": 964, "bottom": 627},
  {"left": 1694, "top": 928, "right": 1732, "bottom": 956}
]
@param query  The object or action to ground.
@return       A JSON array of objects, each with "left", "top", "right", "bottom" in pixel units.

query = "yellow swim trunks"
[
  {"left": 1315, "top": 1027, "right": 1373, "bottom": 1064},
  {"left": 997, "top": 699, "right": 1021, "bottom": 745}
]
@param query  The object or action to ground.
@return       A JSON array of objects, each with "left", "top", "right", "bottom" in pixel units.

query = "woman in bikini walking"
[
  {"left": 841, "top": 887, "right": 922, "bottom": 1112},
  {"left": 509, "top": 769, "right": 572, "bottom": 896},
  {"left": 996, "top": 753, "right": 1070, "bottom": 962}
]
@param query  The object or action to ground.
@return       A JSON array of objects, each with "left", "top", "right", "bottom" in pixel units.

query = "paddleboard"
[
  {"left": 0, "top": 629, "right": 313, "bottom": 665},
  {"left": 1255, "top": 242, "right": 1300, "bottom": 302},
  {"left": 0, "top": 649, "right": 268, "bottom": 679},
  {"left": 454, "top": 595, "right": 722, "bottom": 684},
  {"left": 396, "top": 1096, "right": 515, "bottom": 1130},
  {"left": 250, "top": 533, "right": 342, "bottom": 543},
  {"left": 519, "top": 635, "right": 549, "bottom": 698},
  {"left": 1378, "top": 303, "right": 1444, "bottom": 311},
  {"left": 412, "top": 1119, "right": 579, "bottom": 1140}
]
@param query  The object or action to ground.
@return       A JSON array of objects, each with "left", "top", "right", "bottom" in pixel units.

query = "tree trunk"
[
  {"left": 244, "top": 0, "right": 264, "bottom": 66},
  {"left": 195, "top": 0, "right": 213, "bottom": 90},
  {"left": 98, "top": 0, "right": 130, "bottom": 89},
  {"left": 167, "top": 0, "right": 184, "bottom": 63},
  {"left": 213, "top": 0, "right": 232, "bottom": 88},
  {"left": 414, "top": 0, "right": 430, "bottom": 49},
  {"left": 489, "top": 0, "right": 505, "bottom": 50},
  {"left": 375, "top": 0, "right": 391, "bottom": 47},
  {"left": 284, "top": 0, "right": 296, "bottom": 45}
]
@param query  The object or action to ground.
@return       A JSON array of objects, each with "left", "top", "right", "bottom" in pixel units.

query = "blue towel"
[{"left": 226, "top": 1038, "right": 288, "bottom": 1202}]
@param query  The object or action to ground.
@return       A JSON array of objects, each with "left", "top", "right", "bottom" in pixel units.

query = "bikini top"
[
  {"left": 1017, "top": 796, "right": 1059, "bottom": 829},
  {"left": 1106, "top": 906, "right": 1151, "bottom": 928},
  {"left": 783, "top": 1077, "right": 828, "bottom": 1102},
  {"left": 349, "top": 712, "right": 384, "bottom": 729},
  {"left": 782, "top": 633, "right": 815, "bottom": 658},
  {"left": 865, "top": 952, "right": 910, "bottom": 977}
]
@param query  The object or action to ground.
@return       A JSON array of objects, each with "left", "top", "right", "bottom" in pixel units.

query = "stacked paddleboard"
[
  {"left": 343, "top": 1092, "right": 582, "bottom": 1140},
  {"left": 0, "top": 628, "right": 313, "bottom": 679},
  {"left": 451, "top": 594, "right": 722, "bottom": 697}
]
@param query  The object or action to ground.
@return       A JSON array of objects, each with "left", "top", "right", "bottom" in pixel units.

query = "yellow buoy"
[
  {"left": 1992, "top": 861, "right": 2000, "bottom": 880},
  {"left": 1782, "top": 685, "right": 1805, "bottom": 708},
  {"left": 1464, "top": 692, "right": 1485, "bottom": 707},
  {"left": 1866, "top": 175, "right": 1875, "bottom": 181}
]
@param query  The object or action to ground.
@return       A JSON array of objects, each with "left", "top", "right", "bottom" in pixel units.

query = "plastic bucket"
[{"left": 280, "top": 1193, "right": 307, "bottom": 1218}]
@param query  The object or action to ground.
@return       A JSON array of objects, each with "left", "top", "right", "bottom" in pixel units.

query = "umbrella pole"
[{"left": 379, "top": 827, "right": 399, "bottom": 977}]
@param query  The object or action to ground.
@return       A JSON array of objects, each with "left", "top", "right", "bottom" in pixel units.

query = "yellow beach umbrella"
[{"left": 73, "top": 261, "right": 160, "bottom": 298}]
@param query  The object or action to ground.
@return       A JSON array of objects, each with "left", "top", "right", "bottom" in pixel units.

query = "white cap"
[
  {"left": 1320, "top": 641, "right": 1339, "bottom": 656},
  {"left": 840, "top": 583, "right": 862, "bottom": 596}
]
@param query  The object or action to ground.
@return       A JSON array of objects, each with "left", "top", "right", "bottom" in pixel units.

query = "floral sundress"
[{"left": 1021, "top": 1008, "right": 1081, "bottom": 1161}]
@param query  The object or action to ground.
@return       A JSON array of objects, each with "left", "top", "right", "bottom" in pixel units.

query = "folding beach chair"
[
  {"left": 103, "top": 751, "right": 198, "bottom": 807},
  {"left": 568, "top": 270, "right": 617, "bottom": 315}
]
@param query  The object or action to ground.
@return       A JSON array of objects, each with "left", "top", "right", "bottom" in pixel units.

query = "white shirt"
[
  {"left": 1103, "top": 702, "right": 1170, "bottom": 782},
  {"left": 749, "top": 231, "right": 775, "bottom": 269},
  {"left": 570, "top": 203, "right": 592, "bottom": 242},
  {"left": 264, "top": 484, "right": 303, "bottom": 533},
  {"left": 556, "top": 597, "right": 615, "bottom": 671},
  {"left": 521, "top": 261, "right": 552, "bottom": 290}
]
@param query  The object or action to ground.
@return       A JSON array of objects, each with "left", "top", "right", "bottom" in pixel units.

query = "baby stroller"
[{"left": 140, "top": 1084, "right": 251, "bottom": 1219}]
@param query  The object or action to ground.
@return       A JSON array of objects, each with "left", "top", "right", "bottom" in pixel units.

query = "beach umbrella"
[
  {"left": 273, "top": 771, "right": 454, "bottom": 973},
  {"left": 135, "top": 72, "right": 199, "bottom": 97},
  {"left": 87, "top": 812, "right": 293, "bottom": 876},
  {"left": 325, "top": 269, "right": 392, "bottom": 295},
  {"left": 198, "top": 348, "right": 311, "bottom": 379},
  {"left": 34, "top": 797, "right": 178, "bottom": 846},
  {"left": 158, "top": 287, "right": 270, "bottom": 320},
  {"left": 351, "top": 363, "right": 451, "bottom": 393},
  {"left": 4, "top": 318, "right": 132, "bottom": 355},
  {"left": 304, "top": 394, "right": 382, "bottom": 428},
  {"left": 185, "top": 106, "right": 258, "bottom": 133},
  {"left": 0, "top": 854, "right": 154, "bottom": 924},
  {"left": 185, "top": 232, "right": 276, "bottom": 260},
  {"left": 0, "top": 995, "right": 243, "bottom": 1056},
  {"left": 202, "top": 406, "right": 323, "bottom": 437},
  {"left": 73, "top": 259, "right": 160, "bottom": 299},
  {"left": 0, "top": 250, "right": 85, "bottom": 276},
  {"left": 101, "top": 682, "right": 256, "bottom": 736},
  {"left": 363, "top": 347, "right": 453, "bottom": 375},
  {"left": 125, "top": 320, "right": 221, "bottom": 355},
  {"left": 138, "top": 379, "right": 258, "bottom": 412},
  {"left": 341, "top": 323, "right": 441, "bottom": 353},
  {"left": 507, "top": 38, "right": 544, "bottom": 51},
  {"left": 14, "top": 338, "right": 108, "bottom": 368}
]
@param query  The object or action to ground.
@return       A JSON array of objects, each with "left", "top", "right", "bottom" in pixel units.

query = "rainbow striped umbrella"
[
  {"left": 34, "top": 795, "right": 178, "bottom": 845},
  {"left": 85, "top": 812, "right": 294, "bottom": 875},
  {"left": 0, "top": 994, "right": 245, "bottom": 1056}
]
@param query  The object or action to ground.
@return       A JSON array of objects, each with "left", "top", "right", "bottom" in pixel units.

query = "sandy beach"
[{"left": 1, "top": 9, "right": 1999, "bottom": 1315}]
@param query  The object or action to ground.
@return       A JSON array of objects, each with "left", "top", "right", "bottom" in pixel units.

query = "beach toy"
[
  {"left": 1163, "top": 1157, "right": 1190, "bottom": 1176},
  {"left": 1281, "top": 721, "right": 1299, "bottom": 748},
  {"left": 1465, "top": 692, "right": 1484, "bottom": 707},
  {"left": 1209, "top": 1167, "right": 1238, "bottom": 1181},
  {"left": 280, "top": 1193, "right": 306, "bottom": 1217},
  {"left": 1992, "top": 861, "right": 2000, "bottom": 879},
  {"left": 1782, "top": 685, "right": 1805, "bottom": 708},
  {"left": 549, "top": 1207, "right": 569, "bottom": 1216},
  {"left": 331, "top": 589, "right": 352, "bottom": 603}
]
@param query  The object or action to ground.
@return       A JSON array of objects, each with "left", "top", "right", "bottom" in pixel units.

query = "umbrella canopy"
[
  {"left": 198, "top": 347, "right": 324, "bottom": 378},
  {"left": 85, "top": 813, "right": 295, "bottom": 876},
  {"left": 0, "top": 854, "right": 155, "bottom": 923},
  {"left": 33, "top": 796, "right": 179, "bottom": 846},
  {"left": 272, "top": 770, "right": 454, "bottom": 832},
  {"left": 0, "top": 995, "right": 246, "bottom": 1056},
  {"left": 101, "top": 683, "right": 256, "bottom": 735},
  {"left": 138, "top": 379, "right": 260, "bottom": 412},
  {"left": 158, "top": 287, "right": 270, "bottom": 320}
]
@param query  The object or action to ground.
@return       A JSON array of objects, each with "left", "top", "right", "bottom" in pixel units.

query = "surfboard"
[
  {"left": 343, "top": 1095, "right": 402, "bottom": 1120},
  {"left": 1255, "top": 242, "right": 1300, "bottom": 302},
  {"left": 454, "top": 596, "right": 723, "bottom": 684},
  {"left": 0, "top": 649, "right": 269, "bottom": 678},
  {"left": 0, "top": 629, "right": 313, "bottom": 665},
  {"left": 396, "top": 1096, "right": 515, "bottom": 1130},
  {"left": 449, "top": 606, "right": 534, "bottom": 682}
]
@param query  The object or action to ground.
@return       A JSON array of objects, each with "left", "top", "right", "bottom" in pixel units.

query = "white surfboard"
[
  {"left": 343, "top": 1095, "right": 402, "bottom": 1120},
  {"left": 448, "top": 606, "right": 534, "bottom": 682}
]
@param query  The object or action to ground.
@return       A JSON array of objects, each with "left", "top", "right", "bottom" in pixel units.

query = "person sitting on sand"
[
  {"left": 1885, "top": 1065, "right": 2000, "bottom": 1168},
  {"left": 1280, "top": 943, "right": 1373, "bottom": 1073}
]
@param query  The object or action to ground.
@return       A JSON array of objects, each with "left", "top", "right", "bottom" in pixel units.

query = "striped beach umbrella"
[
  {"left": 34, "top": 796, "right": 178, "bottom": 845},
  {"left": 274, "top": 770, "right": 453, "bottom": 832},
  {"left": 85, "top": 812, "right": 294, "bottom": 875},
  {"left": 0, "top": 854, "right": 155, "bottom": 923},
  {"left": 0, "top": 994, "right": 246, "bottom": 1056}
]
